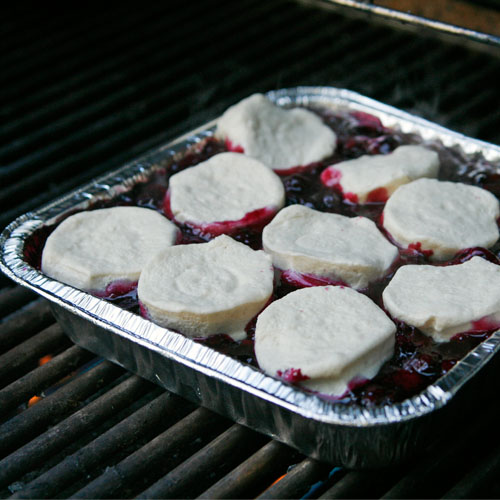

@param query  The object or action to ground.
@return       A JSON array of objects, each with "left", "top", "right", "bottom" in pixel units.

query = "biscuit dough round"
[
  {"left": 254, "top": 286, "right": 396, "bottom": 396},
  {"left": 383, "top": 257, "right": 500, "bottom": 342},
  {"left": 262, "top": 205, "right": 398, "bottom": 289},
  {"left": 138, "top": 235, "right": 274, "bottom": 340},
  {"left": 41, "top": 207, "right": 179, "bottom": 291},
  {"left": 321, "top": 145, "right": 439, "bottom": 203},
  {"left": 167, "top": 152, "right": 285, "bottom": 229},
  {"left": 383, "top": 178, "right": 500, "bottom": 260},
  {"left": 215, "top": 93, "right": 336, "bottom": 171}
]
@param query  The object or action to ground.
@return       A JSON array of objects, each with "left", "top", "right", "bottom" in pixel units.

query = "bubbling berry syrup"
[
  {"left": 164, "top": 189, "right": 278, "bottom": 245},
  {"left": 277, "top": 368, "right": 310, "bottom": 383}
]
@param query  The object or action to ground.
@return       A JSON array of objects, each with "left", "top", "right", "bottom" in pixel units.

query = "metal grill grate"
[{"left": 2, "top": 1, "right": 500, "bottom": 497}]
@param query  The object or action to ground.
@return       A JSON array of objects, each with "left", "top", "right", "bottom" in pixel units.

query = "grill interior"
[{"left": 2, "top": 1, "right": 500, "bottom": 498}]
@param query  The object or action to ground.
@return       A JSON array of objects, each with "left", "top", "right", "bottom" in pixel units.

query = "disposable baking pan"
[{"left": 2, "top": 87, "right": 500, "bottom": 468}]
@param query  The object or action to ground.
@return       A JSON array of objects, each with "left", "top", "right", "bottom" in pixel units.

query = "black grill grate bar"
[
  {"left": 0, "top": 345, "right": 94, "bottom": 417},
  {"left": 0, "top": 286, "right": 37, "bottom": 318},
  {"left": 0, "top": 91, "right": 189, "bottom": 217},
  {"left": 10, "top": 391, "right": 194, "bottom": 500},
  {"left": 0, "top": 2, "right": 185, "bottom": 104},
  {"left": 0, "top": 0, "right": 259, "bottom": 143},
  {"left": 401, "top": 56, "right": 500, "bottom": 138},
  {"left": 0, "top": 11, "right": 356, "bottom": 185},
  {"left": 443, "top": 443, "right": 500, "bottom": 499},
  {"left": 380, "top": 403, "right": 500, "bottom": 500},
  {"left": 0, "top": 74, "right": 197, "bottom": 185},
  {"left": 72, "top": 407, "right": 231, "bottom": 499},
  {"left": 0, "top": 274, "right": 12, "bottom": 289},
  {"left": 0, "top": 1, "right": 294, "bottom": 172},
  {"left": 0, "top": 13, "right": 117, "bottom": 82},
  {"left": 474, "top": 113, "right": 500, "bottom": 143},
  {"left": 206, "top": 22, "right": 404, "bottom": 121},
  {"left": 435, "top": 60, "right": 500, "bottom": 112},
  {"left": 319, "top": 470, "right": 387, "bottom": 499},
  {"left": 351, "top": 47, "right": 472, "bottom": 132},
  {"left": 299, "top": 29, "right": 500, "bottom": 145},
  {"left": 343, "top": 40, "right": 458, "bottom": 98},
  {"left": 0, "top": 20, "right": 400, "bottom": 229},
  {"left": 0, "top": 361, "right": 123, "bottom": 460},
  {"left": 0, "top": 300, "right": 54, "bottom": 355},
  {"left": 198, "top": 19, "right": 390, "bottom": 110},
  {"left": 337, "top": 24, "right": 429, "bottom": 71},
  {"left": 444, "top": 83, "right": 498, "bottom": 123},
  {"left": 257, "top": 20, "right": 401, "bottom": 88},
  {"left": 0, "top": 7, "right": 93, "bottom": 60},
  {"left": 0, "top": 374, "right": 149, "bottom": 490},
  {"left": 0, "top": 3, "right": 149, "bottom": 54},
  {"left": 198, "top": 440, "right": 295, "bottom": 500},
  {"left": 369, "top": 47, "right": 482, "bottom": 109},
  {"left": 256, "top": 457, "right": 333, "bottom": 500},
  {"left": 0, "top": 323, "right": 70, "bottom": 391},
  {"left": 218, "top": 24, "right": 410, "bottom": 106},
  {"left": 137, "top": 423, "right": 270, "bottom": 499},
  {"left": 328, "top": 32, "right": 437, "bottom": 94},
  {"left": 0, "top": 136, "right": 161, "bottom": 230},
  {"left": 0, "top": 4, "right": 316, "bottom": 185},
  {"left": 0, "top": 11, "right": 354, "bottom": 220}
]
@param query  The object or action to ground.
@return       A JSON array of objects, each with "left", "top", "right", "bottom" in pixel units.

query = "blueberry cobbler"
[{"left": 27, "top": 93, "right": 500, "bottom": 407}]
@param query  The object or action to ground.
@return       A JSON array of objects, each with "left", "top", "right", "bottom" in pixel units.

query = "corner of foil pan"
[
  {"left": 393, "top": 328, "right": 500, "bottom": 422},
  {"left": 267, "top": 86, "right": 500, "bottom": 163},
  {"left": 0, "top": 127, "right": 216, "bottom": 292},
  {"left": 435, "top": 329, "right": 500, "bottom": 397}
]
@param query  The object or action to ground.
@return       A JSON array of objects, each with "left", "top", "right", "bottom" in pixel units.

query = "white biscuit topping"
[
  {"left": 254, "top": 286, "right": 396, "bottom": 396},
  {"left": 321, "top": 145, "right": 439, "bottom": 203},
  {"left": 262, "top": 205, "right": 398, "bottom": 289},
  {"left": 215, "top": 93, "right": 336, "bottom": 171},
  {"left": 167, "top": 152, "right": 285, "bottom": 229},
  {"left": 42, "top": 207, "right": 179, "bottom": 291},
  {"left": 383, "top": 178, "right": 500, "bottom": 260},
  {"left": 383, "top": 257, "right": 500, "bottom": 342},
  {"left": 137, "top": 235, "right": 274, "bottom": 340}
]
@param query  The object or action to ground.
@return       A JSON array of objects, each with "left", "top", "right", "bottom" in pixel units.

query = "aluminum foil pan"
[{"left": 2, "top": 87, "right": 500, "bottom": 468}]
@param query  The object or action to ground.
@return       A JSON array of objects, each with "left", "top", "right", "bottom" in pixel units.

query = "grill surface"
[{"left": 2, "top": 1, "right": 500, "bottom": 498}]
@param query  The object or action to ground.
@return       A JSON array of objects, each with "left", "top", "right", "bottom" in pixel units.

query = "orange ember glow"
[
  {"left": 26, "top": 355, "right": 53, "bottom": 407},
  {"left": 38, "top": 355, "right": 53, "bottom": 366},
  {"left": 269, "top": 473, "right": 287, "bottom": 487},
  {"left": 28, "top": 395, "right": 42, "bottom": 407}
]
